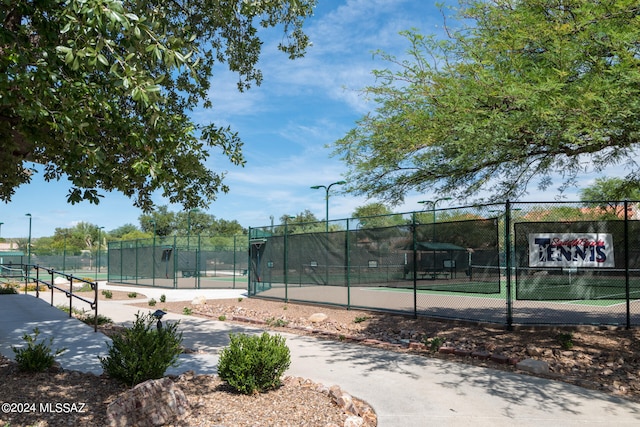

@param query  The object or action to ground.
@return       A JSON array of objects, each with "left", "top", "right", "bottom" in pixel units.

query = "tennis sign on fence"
[{"left": 529, "top": 233, "right": 615, "bottom": 268}]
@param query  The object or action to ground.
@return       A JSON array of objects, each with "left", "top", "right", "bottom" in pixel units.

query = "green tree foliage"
[
  {"left": 277, "top": 210, "right": 324, "bottom": 234},
  {"left": 333, "top": 1, "right": 640, "bottom": 204},
  {"left": 352, "top": 202, "right": 404, "bottom": 228},
  {"left": 580, "top": 177, "right": 640, "bottom": 217},
  {"left": 108, "top": 224, "right": 140, "bottom": 239},
  {"left": 35, "top": 222, "right": 106, "bottom": 255},
  {"left": 139, "top": 205, "right": 247, "bottom": 237},
  {"left": 139, "top": 206, "right": 175, "bottom": 236},
  {"left": 1, "top": 0, "right": 316, "bottom": 210}
]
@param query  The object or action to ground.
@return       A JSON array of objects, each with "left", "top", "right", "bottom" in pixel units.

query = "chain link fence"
[
  {"left": 107, "top": 235, "right": 248, "bottom": 289},
  {"left": 249, "top": 201, "right": 640, "bottom": 328}
]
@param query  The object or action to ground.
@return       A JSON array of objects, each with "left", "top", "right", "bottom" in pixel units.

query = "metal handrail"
[{"left": 24, "top": 265, "right": 99, "bottom": 332}]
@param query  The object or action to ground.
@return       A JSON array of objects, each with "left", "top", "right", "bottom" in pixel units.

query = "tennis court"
[{"left": 251, "top": 271, "right": 640, "bottom": 327}]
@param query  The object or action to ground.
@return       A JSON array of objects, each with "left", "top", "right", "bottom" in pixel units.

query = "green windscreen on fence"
[
  {"left": 249, "top": 215, "right": 501, "bottom": 295},
  {"left": 108, "top": 235, "right": 248, "bottom": 289}
]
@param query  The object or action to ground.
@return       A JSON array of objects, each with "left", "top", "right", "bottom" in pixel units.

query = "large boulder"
[{"left": 106, "top": 377, "right": 190, "bottom": 427}]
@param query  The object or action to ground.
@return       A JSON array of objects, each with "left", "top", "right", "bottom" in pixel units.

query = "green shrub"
[
  {"left": 424, "top": 337, "right": 445, "bottom": 352},
  {"left": 265, "top": 317, "right": 288, "bottom": 327},
  {"left": 217, "top": 332, "right": 291, "bottom": 395},
  {"left": 55, "top": 304, "right": 84, "bottom": 316},
  {"left": 160, "top": 294, "right": 166, "bottom": 303},
  {"left": 558, "top": 332, "right": 574, "bottom": 350},
  {"left": 148, "top": 298, "right": 156, "bottom": 306},
  {"left": 128, "top": 292, "right": 138, "bottom": 298},
  {"left": 100, "top": 312, "right": 183, "bottom": 386},
  {"left": 0, "top": 284, "right": 18, "bottom": 294},
  {"left": 81, "top": 313, "right": 113, "bottom": 326},
  {"left": 353, "top": 315, "right": 371, "bottom": 324},
  {"left": 12, "top": 328, "right": 66, "bottom": 372},
  {"left": 76, "top": 282, "right": 94, "bottom": 292},
  {"left": 218, "top": 315, "right": 227, "bottom": 321},
  {"left": 101, "top": 289, "right": 113, "bottom": 299},
  {"left": 182, "top": 307, "right": 193, "bottom": 315}
]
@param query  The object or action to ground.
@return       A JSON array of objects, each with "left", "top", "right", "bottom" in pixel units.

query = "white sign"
[{"left": 528, "top": 233, "right": 614, "bottom": 268}]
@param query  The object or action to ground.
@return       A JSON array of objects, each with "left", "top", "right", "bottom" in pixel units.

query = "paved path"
[{"left": 1, "top": 285, "right": 640, "bottom": 426}]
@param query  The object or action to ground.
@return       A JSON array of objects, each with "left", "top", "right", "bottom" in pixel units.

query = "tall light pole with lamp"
[
  {"left": 418, "top": 197, "right": 452, "bottom": 278},
  {"left": 0, "top": 222, "right": 3, "bottom": 239},
  {"left": 310, "top": 180, "right": 346, "bottom": 232},
  {"left": 310, "top": 181, "right": 346, "bottom": 285}
]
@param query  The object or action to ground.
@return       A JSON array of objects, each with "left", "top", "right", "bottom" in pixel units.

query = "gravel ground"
[{"left": 1, "top": 291, "right": 639, "bottom": 426}]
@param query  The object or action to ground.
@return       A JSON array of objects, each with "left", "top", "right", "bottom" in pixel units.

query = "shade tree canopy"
[
  {"left": 1, "top": 0, "right": 316, "bottom": 210},
  {"left": 579, "top": 177, "right": 640, "bottom": 217},
  {"left": 332, "top": 0, "right": 640, "bottom": 205}
]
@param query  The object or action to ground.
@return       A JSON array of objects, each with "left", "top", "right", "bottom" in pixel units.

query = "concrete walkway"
[{"left": 1, "top": 285, "right": 640, "bottom": 426}]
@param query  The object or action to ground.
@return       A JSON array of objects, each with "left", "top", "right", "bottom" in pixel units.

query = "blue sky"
[{"left": 1, "top": 0, "right": 603, "bottom": 238}]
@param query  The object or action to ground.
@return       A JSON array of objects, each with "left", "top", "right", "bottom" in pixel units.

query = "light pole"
[
  {"left": 311, "top": 181, "right": 345, "bottom": 285},
  {"left": 25, "top": 214, "right": 32, "bottom": 272},
  {"left": 187, "top": 208, "right": 200, "bottom": 250},
  {"left": 0, "top": 222, "right": 3, "bottom": 238},
  {"left": 418, "top": 197, "right": 452, "bottom": 278},
  {"left": 310, "top": 180, "right": 346, "bottom": 232},
  {"left": 96, "top": 226, "right": 104, "bottom": 279}
]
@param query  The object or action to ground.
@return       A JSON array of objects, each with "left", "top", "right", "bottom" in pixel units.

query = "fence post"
[
  {"left": 346, "top": 219, "right": 351, "bottom": 310},
  {"left": 197, "top": 234, "right": 201, "bottom": 289},
  {"left": 233, "top": 235, "right": 237, "bottom": 289},
  {"left": 505, "top": 200, "right": 513, "bottom": 330},
  {"left": 625, "top": 200, "right": 631, "bottom": 329},
  {"left": 412, "top": 212, "right": 418, "bottom": 319},
  {"left": 284, "top": 223, "right": 289, "bottom": 302},
  {"left": 173, "top": 236, "right": 178, "bottom": 289}
]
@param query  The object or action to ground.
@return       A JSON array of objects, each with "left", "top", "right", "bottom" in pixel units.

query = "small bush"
[
  {"left": 160, "top": 294, "right": 166, "bottom": 303},
  {"left": 218, "top": 315, "right": 227, "bottom": 321},
  {"left": 558, "top": 332, "right": 574, "bottom": 350},
  {"left": 12, "top": 328, "right": 66, "bottom": 372},
  {"left": 101, "top": 290, "right": 113, "bottom": 299},
  {"left": 266, "top": 317, "right": 288, "bottom": 327},
  {"left": 182, "top": 307, "right": 192, "bottom": 315},
  {"left": 55, "top": 304, "right": 84, "bottom": 316},
  {"left": 217, "top": 332, "right": 291, "bottom": 395},
  {"left": 0, "top": 284, "right": 18, "bottom": 294},
  {"left": 100, "top": 312, "right": 183, "bottom": 386},
  {"left": 128, "top": 292, "right": 138, "bottom": 298},
  {"left": 16, "top": 283, "right": 38, "bottom": 292},
  {"left": 148, "top": 298, "right": 156, "bottom": 306},
  {"left": 81, "top": 313, "right": 113, "bottom": 326},
  {"left": 76, "top": 282, "right": 94, "bottom": 292},
  {"left": 353, "top": 315, "right": 371, "bottom": 324},
  {"left": 237, "top": 297, "right": 243, "bottom": 302},
  {"left": 424, "top": 337, "right": 445, "bottom": 352}
]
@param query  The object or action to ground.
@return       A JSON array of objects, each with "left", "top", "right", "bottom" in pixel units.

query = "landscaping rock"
[
  {"left": 517, "top": 358, "right": 550, "bottom": 375},
  {"left": 106, "top": 377, "right": 190, "bottom": 427},
  {"left": 309, "top": 313, "right": 328, "bottom": 323},
  {"left": 191, "top": 295, "right": 207, "bottom": 305}
]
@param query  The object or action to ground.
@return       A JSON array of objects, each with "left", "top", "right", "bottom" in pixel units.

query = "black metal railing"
[{"left": 26, "top": 265, "right": 99, "bottom": 332}]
